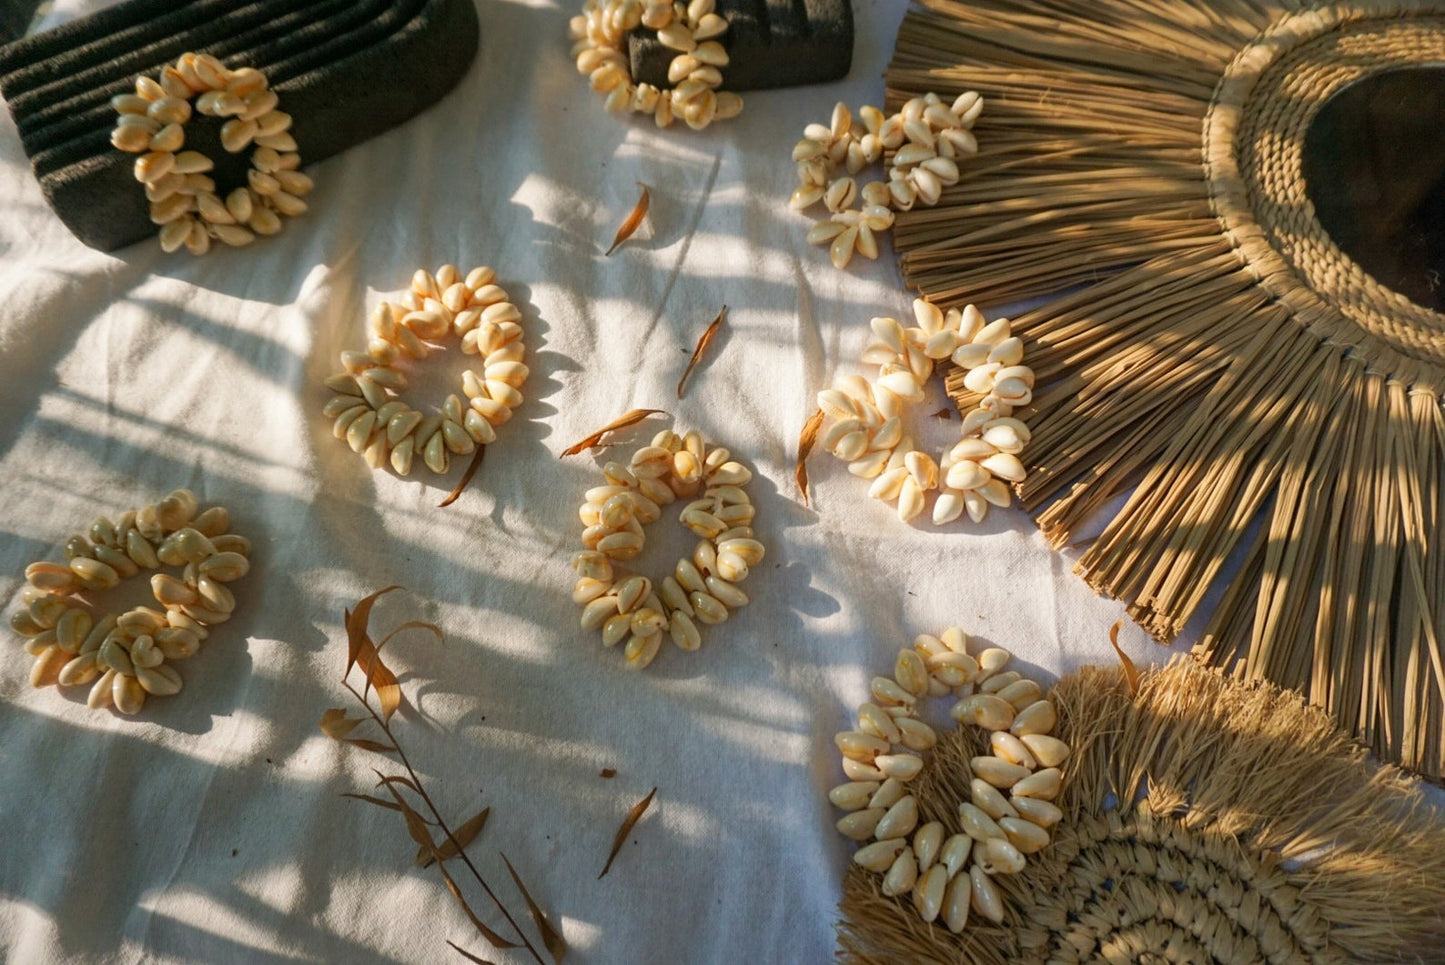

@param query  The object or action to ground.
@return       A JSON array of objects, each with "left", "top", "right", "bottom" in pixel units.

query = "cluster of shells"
[
  {"left": 110, "top": 52, "right": 310, "bottom": 254},
  {"left": 792, "top": 92, "right": 982, "bottom": 269},
  {"left": 831, "top": 627, "right": 1069, "bottom": 932},
  {"left": 13, "top": 490, "right": 251, "bottom": 714},
  {"left": 816, "top": 296, "right": 1034, "bottom": 525},
  {"left": 569, "top": 0, "right": 742, "bottom": 130},
  {"left": 323, "top": 265, "right": 528, "bottom": 476},
  {"left": 574, "top": 429, "right": 764, "bottom": 669}
]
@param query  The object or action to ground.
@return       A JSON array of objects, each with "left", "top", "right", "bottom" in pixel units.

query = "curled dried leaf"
[
  {"left": 502, "top": 853, "right": 567, "bottom": 963},
  {"left": 439, "top": 446, "right": 487, "bottom": 507},
  {"left": 599, "top": 786, "right": 657, "bottom": 880},
  {"left": 447, "top": 941, "right": 498, "bottom": 965},
  {"left": 561, "top": 409, "right": 665, "bottom": 457},
  {"left": 376, "top": 620, "right": 443, "bottom": 655},
  {"left": 796, "top": 408, "right": 825, "bottom": 507},
  {"left": 345, "top": 586, "right": 401, "bottom": 677},
  {"left": 605, "top": 182, "right": 650, "bottom": 256},
  {"left": 1109, "top": 620, "right": 1140, "bottom": 695},
  {"left": 320, "top": 707, "right": 364, "bottom": 740},
  {"left": 437, "top": 861, "right": 519, "bottom": 950},
  {"left": 344, "top": 588, "right": 405, "bottom": 721},
  {"left": 341, "top": 792, "right": 404, "bottom": 812},
  {"left": 344, "top": 737, "right": 398, "bottom": 754},
  {"left": 677, "top": 306, "right": 726, "bottom": 399},
  {"left": 420, "top": 806, "right": 491, "bottom": 868}
]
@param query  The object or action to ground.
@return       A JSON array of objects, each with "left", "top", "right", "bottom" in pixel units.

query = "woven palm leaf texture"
[
  {"left": 886, "top": 0, "right": 1445, "bottom": 779},
  {"left": 838, "top": 658, "right": 1445, "bottom": 963}
]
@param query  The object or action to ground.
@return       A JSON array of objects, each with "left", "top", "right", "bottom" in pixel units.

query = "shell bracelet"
[
  {"left": 830, "top": 627, "right": 1069, "bottom": 932},
  {"left": 12, "top": 489, "right": 251, "bottom": 714},
  {"left": 573, "top": 428, "right": 763, "bottom": 669},
  {"left": 816, "top": 296, "right": 1034, "bottom": 525},
  {"left": 323, "top": 264, "right": 529, "bottom": 476},
  {"left": 110, "top": 52, "right": 311, "bottom": 254},
  {"left": 569, "top": 0, "right": 742, "bottom": 130},
  {"left": 791, "top": 92, "right": 983, "bottom": 269}
]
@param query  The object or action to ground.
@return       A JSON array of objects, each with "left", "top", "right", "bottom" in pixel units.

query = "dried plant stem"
[{"left": 342, "top": 679, "right": 546, "bottom": 965}]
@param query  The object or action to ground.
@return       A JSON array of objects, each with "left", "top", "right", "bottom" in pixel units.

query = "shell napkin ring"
[
  {"left": 573, "top": 427, "right": 763, "bottom": 670},
  {"left": 569, "top": 0, "right": 742, "bottom": 130},
  {"left": 815, "top": 295, "right": 1034, "bottom": 526},
  {"left": 323, "top": 264, "right": 529, "bottom": 476},
  {"left": 110, "top": 52, "right": 312, "bottom": 254},
  {"left": 12, "top": 489, "right": 252, "bottom": 715},
  {"left": 791, "top": 93, "right": 983, "bottom": 270},
  {"left": 830, "top": 627, "right": 1069, "bottom": 932}
]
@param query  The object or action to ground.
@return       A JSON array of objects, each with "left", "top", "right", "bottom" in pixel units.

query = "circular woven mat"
[
  {"left": 837, "top": 658, "right": 1445, "bottom": 964},
  {"left": 1204, "top": 2, "right": 1445, "bottom": 385}
]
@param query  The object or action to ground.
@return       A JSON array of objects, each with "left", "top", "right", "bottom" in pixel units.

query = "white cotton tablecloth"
[{"left": 0, "top": 1, "right": 1179, "bottom": 962}]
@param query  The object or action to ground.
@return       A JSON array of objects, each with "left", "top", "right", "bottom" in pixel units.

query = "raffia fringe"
[
  {"left": 837, "top": 658, "right": 1445, "bottom": 963},
  {"left": 887, "top": 0, "right": 1445, "bottom": 778}
]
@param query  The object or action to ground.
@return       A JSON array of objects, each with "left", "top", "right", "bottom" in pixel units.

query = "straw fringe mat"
[
  {"left": 886, "top": 0, "right": 1445, "bottom": 779},
  {"left": 837, "top": 658, "right": 1445, "bottom": 963}
]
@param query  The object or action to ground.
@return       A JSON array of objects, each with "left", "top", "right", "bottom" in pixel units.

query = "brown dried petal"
[
  {"left": 677, "top": 306, "right": 726, "bottom": 400},
  {"left": 796, "top": 408, "right": 825, "bottom": 507},
  {"left": 561, "top": 409, "right": 665, "bottom": 457},
  {"left": 605, "top": 182, "right": 650, "bottom": 255},
  {"left": 599, "top": 786, "right": 657, "bottom": 879}
]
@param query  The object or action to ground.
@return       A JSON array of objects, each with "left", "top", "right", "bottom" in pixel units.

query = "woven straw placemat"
[
  {"left": 838, "top": 658, "right": 1445, "bottom": 963},
  {"left": 887, "top": 0, "right": 1445, "bottom": 779}
]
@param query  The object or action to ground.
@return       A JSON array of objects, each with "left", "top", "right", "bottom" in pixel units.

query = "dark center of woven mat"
[{"left": 1303, "top": 67, "right": 1445, "bottom": 313}]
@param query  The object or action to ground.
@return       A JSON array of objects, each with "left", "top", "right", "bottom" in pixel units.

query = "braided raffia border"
[{"left": 838, "top": 657, "right": 1445, "bottom": 963}]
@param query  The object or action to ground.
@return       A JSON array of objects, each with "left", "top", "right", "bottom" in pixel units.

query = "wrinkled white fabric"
[{"left": 0, "top": 1, "right": 1178, "bottom": 962}]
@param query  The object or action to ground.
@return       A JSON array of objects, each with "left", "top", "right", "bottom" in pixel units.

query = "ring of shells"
[
  {"left": 830, "top": 627, "right": 1069, "bottom": 933},
  {"left": 791, "top": 92, "right": 983, "bottom": 269},
  {"left": 569, "top": 0, "right": 742, "bottom": 130},
  {"left": 323, "top": 265, "right": 529, "bottom": 476},
  {"left": 816, "top": 296, "right": 1034, "bottom": 526},
  {"left": 12, "top": 490, "right": 252, "bottom": 715},
  {"left": 573, "top": 428, "right": 764, "bottom": 670},
  {"left": 111, "top": 52, "right": 312, "bottom": 254}
]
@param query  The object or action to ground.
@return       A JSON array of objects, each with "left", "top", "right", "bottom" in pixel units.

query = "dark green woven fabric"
[{"left": 0, "top": 0, "right": 479, "bottom": 251}]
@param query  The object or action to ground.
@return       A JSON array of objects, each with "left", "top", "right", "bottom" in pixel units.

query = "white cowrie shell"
[
  {"left": 1010, "top": 699, "right": 1058, "bottom": 736},
  {"left": 970, "top": 777, "right": 1019, "bottom": 821},
  {"left": 970, "top": 865, "right": 1005, "bottom": 923},
  {"left": 912, "top": 821, "right": 945, "bottom": 873},
  {"left": 943, "top": 867, "right": 972, "bottom": 933},
  {"left": 1019, "top": 733, "right": 1071, "bottom": 768},
  {"left": 873, "top": 794, "right": 918, "bottom": 840},
  {"left": 1010, "top": 795, "right": 1064, "bottom": 828},
  {"left": 1012, "top": 767, "right": 1062, "bottom": 800},
  {"left": 853, "top": 837, "right": 907, "bottom": 872},
  {"left": 874, "top": 753, "right": 923, "bottom": 781},
  {"left": 913, "top": 864, "right": 948, "bottom": 924},
  {"left": 971, "top": 756, "right": 1030, "bottom": 789},
  {"left": 880, "top": 849, "right": 917, "bottom": 897},
  {"left": 957, "top": 802, "right": 1006, "bottom": 841},
  {"left": 951, "top": 693, "right": 1015, "bottom": 730},
  {"left": 977, "top": 836, "right": 1026, "bottom": 875},
  {"left": 999, "top": 816, "right": 1051, "bottom": 854},
  {"left": 836, "top": 808, "right": 885, "bottom": 841},
  {"left": 990, "top": 731, "right": 1038, "bottom": 769}
]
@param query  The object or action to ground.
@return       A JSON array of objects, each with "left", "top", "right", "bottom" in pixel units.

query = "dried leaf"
[
  {"left": 344, "top": 738, "right": 398, "bottom": 754},
  {"left": 376, "top": 620, "right": 443, "bottom": 655},
  {"left": 344, "top": 586, "right": 401, "bottom": 677},
  {"left": 502, "top": 854, "right": 566, "bottom": 963},
  {"left": 560, "top": 409, "right": 665, "bottom": 457},
  {"left": 344, "top": 588, "right": 404, "bottom": 721},
  {"left": 375, "top": 773, "right": 423, "bottom": 796},
  {"left": 320, "top": 707, "right": 364, "bottom": 740},
  {"left": 676, "top": 306, "right": 726, "bottom": 399},
  {"left": 604, "top": 182, "right": 650, "bottom": 255},
  {"left": 1109, "top": 620, "right": 1140, "bottom": 695},
  {"left": 341, "top": 792, "right": 404, "bottom": 812},
  {"left": 419, "top": 807, "right": 491, "bottom": 868},
  {"left": 447, "top": 941, "right": 498, "bottom": 965},
  {"left": 437, "top": 861, "right": 519, "bottom": 949},
  {"left": 376, "top": 776, "right": 439, "bottom": 857},
  {"left": 796, "top": 408, "right": 825, "bottom": 507},
  {"left": 439, "top": 446, "right": 487, "bottom": 507},
  {"left": 599, "top": 786, "right": 657, "bottom": 880}
]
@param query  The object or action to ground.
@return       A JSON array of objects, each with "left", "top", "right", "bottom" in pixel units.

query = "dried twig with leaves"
[{"left": 320, "top": 586, "right": 565, "bottom": 964}]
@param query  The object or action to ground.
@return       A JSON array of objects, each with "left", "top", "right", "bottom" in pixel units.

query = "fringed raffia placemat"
[
  {"left": 886, "top": 0, "right": 1445, "bottom": 779},
  {"left": 838, "top": 658, "right": 1445, "bottom": 963}
]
